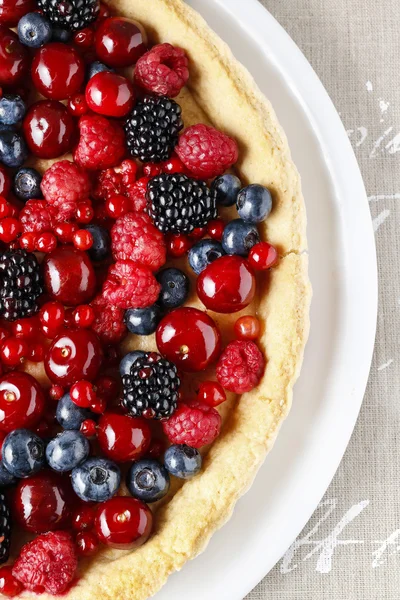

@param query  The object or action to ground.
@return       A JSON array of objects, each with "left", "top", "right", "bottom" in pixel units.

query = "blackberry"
[
  {"left": 0, "top": 493, "right": 11, "bottom": 564},
  {"left": 122, "top": 352, "right": 180, "bottom": 420},
  {"left": 0, "top": 250, "right": 43, "bottom": 321},
  {"left": 37, "top": 0, "right": 100, "bottom": 32},
  {"left": 147, "top": 173, "right": 217, "bottom": 234},
  {"left": 124, "top": 96, "right": 183, "bottom": 163}
]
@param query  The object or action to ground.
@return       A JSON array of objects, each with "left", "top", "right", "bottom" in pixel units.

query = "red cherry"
[
  {"left": 207, "top": 219, "right": 225, "bottom": 241},
  {"left": 156, "top": 307, "right": 221, "bottom": 372},
  {"left": 67, "top": 92, "right": 89, "bottom": 117},
  {"left": 0, "top": 566, "right": 23, "bottom": 597},
  {"left": 40, "top": 301, "right": 65, "bottom": 333},
  {"left": 72, "top": 503, "right": 96, "bottom": 531},
  {"left": 0, "top": 218, "right": 21, "bottom": 243},
  {"left": 49, "top": 384, "right": 64, "bottom": 402},
  {"left": 43, "top": 246, "right": 96, "bottom": 306},
  {"left": 0, "top": 0, "right": 36, "bottom": 26},
  {"left": 73, "top": 229, "right": 93, "bottom": 251},
  {"left": 76, "top": 531, "right": 99, "bottom": 556},
  {"left": 248, "top": 242, "right": 278, "bottom": 270},
  {"left": 234, "top": 315, "right": 261, "bottom": 340},
  {"left": 94, "top": 496, "right": 153, "bottom": 549},
  {"left": 75, "top": 201, "right": 94, "bottom": 224},
  {"left": 23, "top": 100, "right": 76, "bottom": 159},
  {"left": 86, "top": 71, "right": 135, "bottom": 117},
  {"left": 105, "top": 194, "right": 130, "bottom": 219},
  {"left": 70, "top": 380, "right": 97, "bottom": 408},
  {"left": 14, "top": 471, "right": 73, "bottom": 533},
  {"left": 12, "top": 316, "right": 40, "bottom": 339},
  {"left": 197, "top": 255, "right": 256, "bottom": 314},
  {"left": 0, "top": 371, "right": 45, "bottom": 432},
  {"left": 95, "top": 17, "right": 147, "bottom": 67},
  {"left": 0, "top": 168, "right": 10, "bottom": 197},
  {"left": 45, "top": 329, "right": 103, "bottom": 386},
  {"left": 166, "top": 233, "right": 192, "bottom": 258},
  {"left": 73, "top": 304, "right": 95, "bottom": 328},
  {"left": 80, "top": 418, "right": 97, "bottom": 438},
  {"left": 31, "top": 42, "right": 85, "bottom": 101},
  {"left": 0, "top": 25, "right": 29, "bottom": 87},
  {"left": 54, "top": 222, "right": 78, "bottom": 244},
  {"left": 36, "top": 232, "right": 57, "bottom": 253},
  {"left": 0, "top": 336, "right": 27, "bottom": 366},
  {"left": 197, "top": 381, "right": 226, "bottom": 407},
  {"left": 20, "top": 232, "right": 37, "bottom": 252},
  {"left": 73, "top": 27, "right": 94, "bottom": 49},
  {"left": 97, "top": 413, "right": 151, "bottom": 462}
]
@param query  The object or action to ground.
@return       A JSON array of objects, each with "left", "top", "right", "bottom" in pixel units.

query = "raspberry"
[
  {"left": 19, "top": 200, "right": 56, "bottom": 234},
  {"left": 92, "top": 160, "right": 138, "bottom": 202},
  {"left": 41, "top": 160, "right": 91, "bottom": 221},
  {"left": 90, "top": 295, "right": 127, "bottom": 344},
  {"left": 101, "top": 260, "right": 160, "bottom": 309},
  {"left": 216, "top": 340, "right": 265, "bottom": 394},
  {"left": 176, "top": 124, "right": 238, "bottom": 179},
  {"left": 126, "top": 176, "right": 149, "bottom": 212},
  {"left": 111, "top": 212, "right": 166, "bottom": 271},
  {"left": 74, "top": 114, "right": 126, "bottom": 171},
  {"left": 162, "top": 400, "right": 221, "bottom": 448},
  {"left": 12, "top": 531, "right": 78, "bottom": 595},
  {"left": 134, "top": 43, "right": 189, "bottom": 98}
]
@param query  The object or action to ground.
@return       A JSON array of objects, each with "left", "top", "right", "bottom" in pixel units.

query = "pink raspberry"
[
  {"left": 19, "top": 200, "right": 56, "bottom": 234},
  {"left": 101, "top": 260, "right": 160, "bottom": 309},
  {"left": 111, "top": 212, "right": 166, "bottom": 271},
  {"left": 91, "top": 295, "right": 127, "bottom": 344},
  {"left": 216, "top": 340, "right": 265, "bottom": 394},
  {"left": 74, "top": 114, "right": 126, "bottom": 171},
  {"left": 126, "top": 176, "right": 149, "bottom": 212},
  {"left": 41, "top": 160, "right": 91, "bottom": 221},
  {"left": 92, "top": 160, "right": 138, "bottom": 201},
  {"left": 176, "top": 124, "right": 238, "bottom": 179},
  {"left": 134, "top": 43, "right": 189, "bottom": 98},
  {"left": 12, "top": 531, "right": 77, "bottom": 595},
  {"left": 162, "top": 400, "right": 221, "bottom": 448}
]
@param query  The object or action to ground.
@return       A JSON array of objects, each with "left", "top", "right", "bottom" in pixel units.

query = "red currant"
[
  {"left": 0, "top": 196, "right": 10, "bottom": 219},
  {"left": 43, "top": 246, "right": 96, "bottom": 306},
  {"left": 89, "top": 395, "right": 107, "bottom": 414},
  {"left": 234, "top": 315, "right": 261, "bottom": 340},
  {"left": 73, "top": 229, "right": 93, "bottom": 251},
  {"left": 73, "top": 27, "right": 94, "bottom": 48},
  {"left": 0, "top": 371, "right": 45, "bottom": 432},
  {"left": 0, "top": 26, "right": 29, "bottom": 86},
  {"left": 0, "top": 566, "right": 23, "bottom": 597},
  {"left": 49, "top": 384, "right": 64, "bottom": 402},
  {"left": 45, "top": 329, "right": 103, "bottom": 386},
  {"left": 189, "top": 227, "right": 206, "bottom": 240},
  {"left": 19, "top": 232, "right": 37, "bottom": 252},
  {"left": 161, "top": 155, "right": 185, "bottom": 174},
  {"left": 97, "top": 413, "right": 151, "bottom": 462},
  {"left": 73, "top": 305, "right": 95, "bottom": 328},
  {"left": 36, "top": 232, "right": 57, "bottom": 253},
  {"left": 54, "top": 222, "right": 79, "bottom": 244},
  {"left": 28, "top": 342, "right": 46, "bottom": 363},
  {"left": 0, "top": 218, "right": 21, "bottom": 243},
  {"left": 166, "top": 233, "right": 192, "bottom": 258},
  {"left": 80, "top": 418, "right": 97, "bottom": 438},
  {"left": 12, "top": 316, "right": 40, "bottom": 339},
  {"left": 76, "top": 531, "right": 99, "bottom": 556},
  {"left": 67, "top": 92, "right": 89, "bottom": 116},
  {"left": 248, "top": 242, "right": 278, "bottom": 270},
  {"left": 70, "top": 380, "right": 97, "bottom": 408},
  {"left": 143, "top": 163, "right": 162, "bottom": 177},
  {"left": 156, "top": 307, "right": 221, "bottom": 372},
  {"left": 207, "top": 219, "right": 225, "bottom": 241},
  {"left": 40, "top": 301, "right": 65, "bottom": 333},
  {"left": 0, "top": 336, "right": 27, "bottom": 366},
  {"left": 72, "top": 504, "right": 96, "bottom": 531},
  {"left": 197, "top": 381, "right": 226, "bottom": 407},
  {"left": 23, "top": 100, "right": 76, "bottom": 159},
  {"left": 75, "top": 201, "right": 94, "bottom": 224},
  {"left": 31, "top": 43, "right": 85, "bottom": 100},
  {"left": 85, "top": 71, "right": 135, "bottom": 118},
  {"left": 105, "top": 194, "right": 130, "bottom": 219},
  {"left": 94, "top": 496, "right": 153, "bottom": 549},
  {"left": 95, "top": 17, "right": 147, "bottom": 67}
]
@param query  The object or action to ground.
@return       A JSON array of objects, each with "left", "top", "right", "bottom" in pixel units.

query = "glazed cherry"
[
  {"left": 32, "top": 43, "right": 85, "bottom": 101},
  {"left": 80, "top": 418, "right": 97, "bottom": 438},
  {"left": 73, "top": 305, "right": 95, "bottom": 328},
  {"left": 43, "top": 246, "right": 96, "bottom": 306},
  {"left": 0, "top": 26, "right": 29, "bottom": 87},
  {"left": 54, "top": 222, "right": 79, "bottom": 244},
  {"left": 105, "top": 194, "right": 130, "bottom": 219},
  {"left": 248, "top": 242, "right": 278, "bottom": 270},
  {"left": 0, "top": 218, "right": 21, "bottom": 243},
  {"left": 207, "top": 219, "right": 225, "bottom": 241},
  {"left": 197, "top": 255, "right": 256, "bottom": 314},
  {"left": 0, "top": 337, "right": 27, "bottom": 366},
  {"left": 72, "top": 503, "right": 96, "bottom": 531},
  {"left": 0, "top": 0, "right": 36, "bottom": 26},
  {"left": 197, "top": 381, "right": 226, "bottom": 407},
  {"left": 14, "top": 471, "right": 73, "bottom": 533},
  {"left": 97, "top": 413, "right": 151, "bottom": 462},
  {"left": 0, "top": 372, "right": 45, "bottom": 431},
  {"left": 40, "top": 301, "right": 65, "bottom": 335},
  {"left": 36, "top": 232, "right": 57, "bottom": 253},
  {"left": 0, "top": 566, "right": 23, "bottom": 597},
  {"left": 67, "top": 92, "right": 89, "bottom": 117},
  {"left": 73, "top": 229, "right": 93, "bottom": 251},
  {"left": 156, "top": 307, "right": 221, "bottom": 372},
  {"left": 0, "top": 169, "right": 10, "bottom": 198},
  {"left": 95, "top": 496, "right": 153, "bottom": 549},
  {"left": 95, "top": 17, "right": 147, "bottom": 67},
  {"left": 86, "top": 71, "right": 135, "bottom": 117},
  {"left": 70, "top": 380, "right": 97, "bottom": 408},
  {"left": 76, "top": 531, "right": 100, "bottom": 556},
  {"left": 45, "top": 329, "right": 103, "bottom": 386},
  {"left": 23, "top": 100, "right": 76, "bottom": 159},
  {"left": 234, "top": 315, "right": 261, "bottom": 340},
  {"left": 166, "top": 233, "right": 192, "bottom": 258}
]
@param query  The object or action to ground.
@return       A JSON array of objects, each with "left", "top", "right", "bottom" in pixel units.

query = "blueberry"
[
  {"left": 0, "top": 462, "right": 17, "bottom": 488},
  {"left": 13, "top": 167, "right": 42, "bottom": 201},
  {"left": 156, "top": 268, "right": 189, "bottom": 310},
  {"left": 87, "top": 61, "right": 114, "bottom": 80},
  {"left": 56, "top": 393, "right": 92, "bottom": 430},
  {"left": 18, "top": 12, "right": 52, "bottom": 48},
  {"left": 127, "top": 459, "right": 170, "bottom": 503},
  {"left": 0, "top": 124, "right": 13, "bottom": 133},
  {"left": 125, "top": 304, "right": 162, "bottom": 336},
  {"left": 236, "top": 184, "right": 272, "bottom": 223},
  {"left": 0, "top": 130, "right": 28, "bottom": 168},
  {"left": 71, "top": 457, "right": 121, "bottom": 502},
  {"left": 0, "top": 95, "right": 26, "bottom": 126},
  {"left": 84, "top": 225, "right": 110, "bottom": 262},
  {"left": 119, "top": 351, "right": 146, "bottom": 377},
  {"left": 51, "top": 27, "right": 71, "bottom": 43},
  {"left": 164, "top": 444, "right": 202, "bottom": 479},
  {"left": 46, "top": 431, "right": 90, "bottom": 473},
  {"left": 188, "top": 239, "right": 225, "bottom": 275},
  {"left": 211, "top": 174, "right": 241, "bottom": 207},
  {"left": 221, "top": 219, "right": 260, "bottom": 256},
  {"left": 2, "top": 429, "right": 45, "bottom": 478}
]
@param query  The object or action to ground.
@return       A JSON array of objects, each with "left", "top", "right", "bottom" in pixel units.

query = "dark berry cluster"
[
  {"left": 0, "top": 250, "right": 42, "bottom": 321},
  {"left": 37, "top": 0, "right": 100, "bottom": 31}
]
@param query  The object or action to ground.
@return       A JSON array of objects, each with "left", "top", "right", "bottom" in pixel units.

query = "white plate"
[{"left": 155, "top": 1, "right": 378, "bottom": 599}]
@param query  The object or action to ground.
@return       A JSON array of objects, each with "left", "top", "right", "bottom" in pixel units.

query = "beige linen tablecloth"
[{"left": 247, "top": 1, "right": 398, "bottom": 598}]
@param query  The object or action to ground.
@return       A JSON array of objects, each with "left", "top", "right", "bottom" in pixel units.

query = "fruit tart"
[{"left": 0, "top": 0, "right": 311, "bottom": 598}]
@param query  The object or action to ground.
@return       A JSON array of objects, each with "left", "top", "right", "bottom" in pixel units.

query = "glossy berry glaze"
[
  {"left": 23, "top": 101, "right": 76, "bottom": 159},
  {"left": 45, "top": 329, "right": 103, "bottom": 386},
  {"left": 94, "top": 496, "right": 153, "bottom": 549},
  {"left": 31, "top": 43, "right": 85, "bottom": 101},
  {"left": 43, "top": 247, "right": 96, "bottom": 306},
  {"left": 0, "top": 372, "right": 45, "bottom": 432},
  {"left": 0, "top": 25, "right": 29, "bottom": 87}
]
